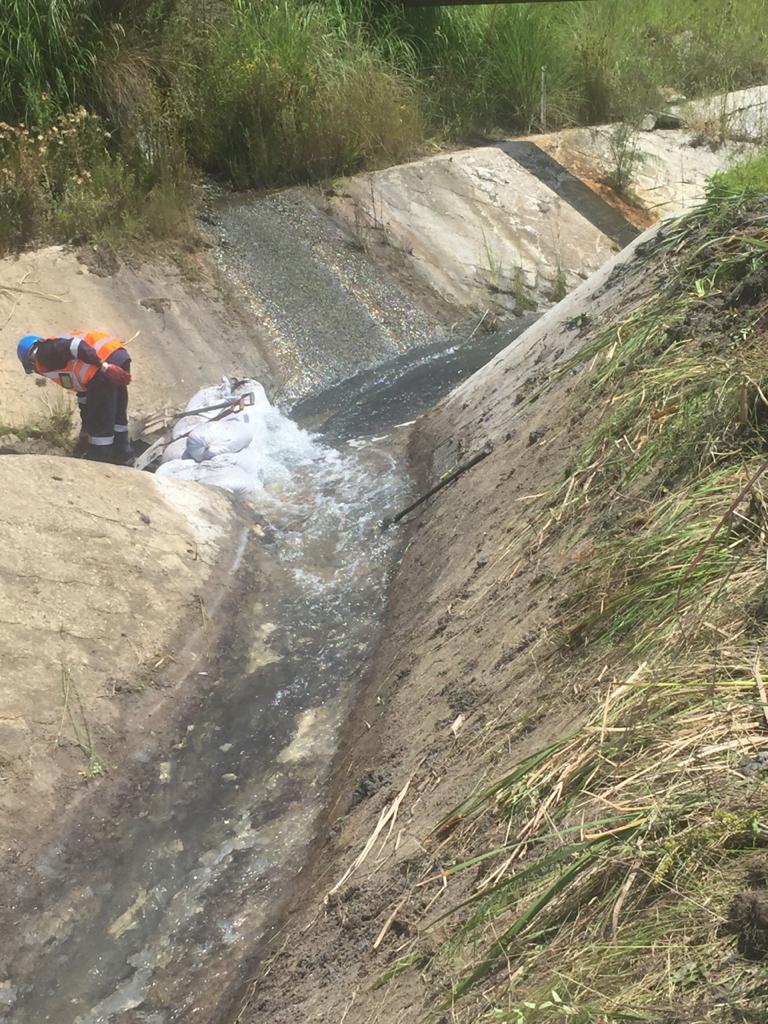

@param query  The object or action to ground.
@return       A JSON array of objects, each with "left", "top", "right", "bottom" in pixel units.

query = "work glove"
[{"left": 101, "top": 363, "right": 132, "bottom": 387}]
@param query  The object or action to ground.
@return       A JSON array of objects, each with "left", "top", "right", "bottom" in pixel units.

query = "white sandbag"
[
  {"left": 184, "top": 381, "right": 232, "bottom": 413},
  {"left": 171, "top": 381, "right": 234, "bottom": 440},
  {"left": 156, "top": 457, "right": 255, "bottom": 499},
  {"left": 172, "top": 381, "right": 268, "bottom": 441},
  {"left": 233, "top": 380, "right": 272, "bottom": 416},
  {"left": 159, "top": 436, "right": 189, "bottom": 464},
  {"left": 171, "top": 413, "right": 208, "bottom": 441},
  {"left": 186, "top": 419, "right": 254, "bottom": 463}
]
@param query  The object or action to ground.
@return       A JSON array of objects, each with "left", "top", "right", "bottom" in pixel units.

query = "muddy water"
[{"left": 3, "top": 321, "right": 537, "bottom": 1023}]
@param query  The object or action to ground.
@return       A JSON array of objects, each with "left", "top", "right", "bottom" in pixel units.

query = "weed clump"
[
  {"left": 0, "top": 396, "right": 76, "bottom": 451},
  {"left": 0, "top": 108, "right": 194, "bottom": 254},
  {"left": 709, "top": 152, "right": 768, "bottom": 201}
]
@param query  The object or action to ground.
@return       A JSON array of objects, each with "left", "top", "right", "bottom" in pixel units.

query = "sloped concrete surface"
[
  {"left": 532, "top": 125, "right": 756, "bottom": 217},
  {"left": 328, "top": 146, "right": 619, "bottom": 317},
  {"left": 0, "top": 246, "right": 275, "bottom": 430},
  {"left": 0, "top": 455, "right": 244, "bottom": 860},
  {"left": 682, "top": 84, "right": 768, "bottom": 143},
  {"left": 529, "top": 84, "right": 768, "bottom": 219}
]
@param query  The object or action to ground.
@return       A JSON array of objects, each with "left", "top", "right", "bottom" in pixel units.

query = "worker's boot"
[
  {"left": 83, "top": 443, "right": 114, "bottom": 463},
  {"left": 112, "top": 435, "right": 135, "bottom": 467}
]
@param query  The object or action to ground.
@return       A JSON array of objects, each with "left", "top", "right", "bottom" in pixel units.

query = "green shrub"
[
  {"left": 0, "top": 108, "right": 193, "bottom": 252},
  {"left": 708, "top": 152, "right": 768, "bottom": 200},
  {"left": 176, "top": 0, "right": 424, "bottom": 188}
]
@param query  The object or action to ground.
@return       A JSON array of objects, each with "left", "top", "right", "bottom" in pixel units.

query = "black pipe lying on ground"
[{"left": 380, "top": 443, "right": 494, "bottom": 529}]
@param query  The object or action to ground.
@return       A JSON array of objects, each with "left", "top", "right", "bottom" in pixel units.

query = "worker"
[{"left": 16, "top": 329, "right": 134, "bottom": 465}]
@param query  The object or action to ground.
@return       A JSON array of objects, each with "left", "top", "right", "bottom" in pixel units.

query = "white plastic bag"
[
  {"left": 184, "top": 381, "right": 232, "bottom": 412},
  {"left": 160, "top": 436, "right": 189, "bottom": 464},
  {"left": 171, "top": 381, "right": 233, "bottom": 440}
]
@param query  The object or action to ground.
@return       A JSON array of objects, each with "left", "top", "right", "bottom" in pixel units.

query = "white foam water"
[{"left": 156, "top": 378, "right": 406, "bottom": 593}]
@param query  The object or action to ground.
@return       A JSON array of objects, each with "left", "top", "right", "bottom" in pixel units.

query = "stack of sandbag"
[{"left": 155, "top": 377, "right": 325, "bottom": 500}]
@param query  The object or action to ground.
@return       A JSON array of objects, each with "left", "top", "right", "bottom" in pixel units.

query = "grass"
[
  {"left": 709, "top": 152, "right": 768, "bottom": 200},
  {"left": 369, "top": 162, "right": 768, "bottom": 1022},
  {"left": 177, "top": 0, "right": 425, "bottom": 189},
  {"left": 1, "top": 0, "right": 768, "bottom": 250},
  {"left": 0, "top": 109, "right": 194, "bottom": 254},
  {"left": 428, "top": 675, "right": 767, "bottom": 1020},
  {"left": 59, "top": 665, "right": 107, "bottom": 778},
  {"left": 0, "top": 395, "right": 75, "bottom": 449}
]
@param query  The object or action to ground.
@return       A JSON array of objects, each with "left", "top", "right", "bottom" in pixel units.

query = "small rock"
[
  {"left": 221, "top": 773, "right": 238, "bottom": 783},
  {"left": 527, "top": 428, "right": 547, "bottom": 447},
  {"left": 640, "top": 113, "right": 656, "bottom": 132},
  {"left": 139, "top": 297, "right": 172, "bottom": 315},
  {"left": 352, "top": 770, "right": 390, "bottom": 804},
  {"left": 655, "top": 111, "right": 685, "bottom": 130}
]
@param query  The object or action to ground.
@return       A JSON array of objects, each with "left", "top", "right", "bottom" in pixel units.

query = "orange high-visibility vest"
[{"left": 34, "top": 330, "right": 124, "bottom": 392}]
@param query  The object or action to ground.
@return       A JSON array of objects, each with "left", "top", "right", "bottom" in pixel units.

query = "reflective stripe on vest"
[{"left": 35, "top": 331, "right": 124, "bottom": 392}]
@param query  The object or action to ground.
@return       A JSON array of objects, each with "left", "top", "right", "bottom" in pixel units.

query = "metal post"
[{"left": 540, "top": 64, "right": 547, "bottom": 131}]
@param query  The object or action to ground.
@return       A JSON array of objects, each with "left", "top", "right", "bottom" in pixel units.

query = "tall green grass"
[
  {"left": 400, "top": 0, "right": 768, "bottom": 134},
  {"left": 176, "top": 0, "right": 425, "bottom": 188},
  {"left": 1, "top": 0, "right": 768, "bottom": 249},
  {"left": 0, "top": 0, "right": 97, "bottom": 120}
]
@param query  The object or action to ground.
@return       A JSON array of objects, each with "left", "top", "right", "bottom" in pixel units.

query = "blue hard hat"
[{"left": 17, "top": 334, "right": 43, "bottom": 373}]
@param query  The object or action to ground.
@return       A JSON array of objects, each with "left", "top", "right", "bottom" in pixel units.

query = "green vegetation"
[
  {"left": 435, "top": 679, "right": 766, "bottom": 1019},
  {"left": 1, "top": 0, "right": 768, "bottom": 252},
  {"left": 0, "top": 394, "right": 75, "bottom": 449},
  {"left": 380, "top": 162, "right": 768, "bottom": 1021},
  {"left": 709, "top": 152, "right": 768, "bottom": 199},
  {"left": 60, "top": 665, "right": 107, "bottom": 778}
]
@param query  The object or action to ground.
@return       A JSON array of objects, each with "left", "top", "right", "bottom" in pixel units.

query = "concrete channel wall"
[{"left": 326, "top": 85, "right": 766, "bottom": 318}]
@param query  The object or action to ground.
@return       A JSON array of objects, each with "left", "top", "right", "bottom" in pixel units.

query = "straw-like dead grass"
[{"left": 389, "top": 183, "right": 768, "bottom": 1024}]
